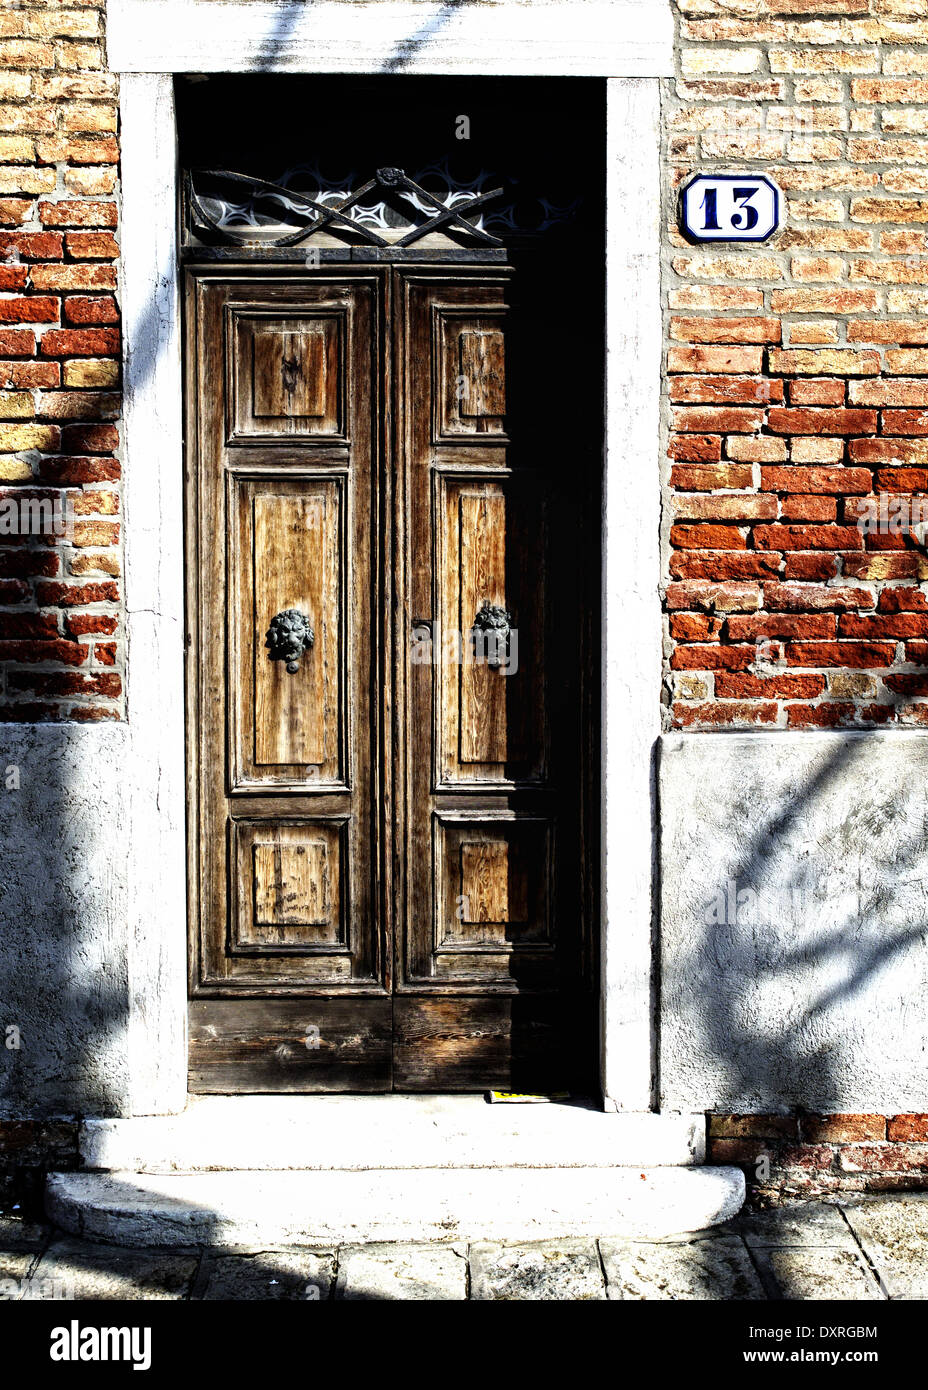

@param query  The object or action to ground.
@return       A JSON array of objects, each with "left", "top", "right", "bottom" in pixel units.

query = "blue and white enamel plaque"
[{"left": 680, "top": 174, "right": 781, "bottom": 243}]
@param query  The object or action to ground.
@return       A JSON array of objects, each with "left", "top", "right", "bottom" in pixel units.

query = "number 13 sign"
[{"left": 680, "top": 173, "right": 781, "bottom": 243}]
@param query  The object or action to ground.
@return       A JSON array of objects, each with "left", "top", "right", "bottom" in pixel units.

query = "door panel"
[
  {"left": 432, "top": 812, "right": 554, "bottom": 977},
  {"left": 188, "top": 274, "right": 386, "bottom": 1093},
  {"left": 231, "top": 818, "right": 348, "bottom": 953},
  {"left": 187, "top": 264, "right": 594, "bottom": 1094},
  {"left": 435, "top": 312, "right": 509, "bottom": 440},
  {"left": 231, "top": 477, "right": 345, "bottom": 786},
  {"left": 394, "top": 272, "right": 587, "bottom": 1090},
  {"left": 228, "top": 310, "right": 344, "bottom": 441},
  {"left": 435, "top": 473, "right": 546, "bottom": 784}
]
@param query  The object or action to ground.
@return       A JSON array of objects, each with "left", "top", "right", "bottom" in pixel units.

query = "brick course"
[
  {"left": 0, "top": 0, "right": 120, "bottom": 722},
  {"left": 667, "top": 0, "right": 928, "bottom": 730},
  {"left": 708, "top": 1113, "right": 928, "bottom": 1199}
]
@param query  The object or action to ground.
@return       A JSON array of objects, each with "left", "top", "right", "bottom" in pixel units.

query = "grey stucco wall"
[
  {"left": 660, "top": 731, "right": 928, "bottom": 1114},
  {"left": 0, "top": 725, "right": 129, "bottom": 1118}
]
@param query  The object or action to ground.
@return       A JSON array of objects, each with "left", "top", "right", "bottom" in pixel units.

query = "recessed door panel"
[
  {"left": 228, "top": 311, "right": 344, "bottom": 441},
  {"left": 435, "top": 473, "right": 547, "bottom": 785},
  {"left": 434, "top": 310, "right": 509, "bottom": 441},
  {"left": 230, "top": 476, "right": 345, "bottom": 789},
  {"left": 432, "top": 812, "right": 556, "bottom": 986},
  {"left": 232, "top": 817, "right": 348, "bottom": 953},
  {"left": 253, "top": 489, "right": 330, "bottom": 769}
]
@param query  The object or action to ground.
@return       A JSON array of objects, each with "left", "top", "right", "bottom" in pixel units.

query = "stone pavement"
[{"left": 0, "top": 1194, "right": 925, "bottom": 1300}]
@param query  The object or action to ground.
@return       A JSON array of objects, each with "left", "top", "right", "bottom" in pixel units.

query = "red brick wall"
[
  {"left": 0, "top": 0, "right": 121, "bottom": 722},
  {"left": 709, "top": 1112, "right": 928, "bottom": 1199},
  {"left": 666, "top": 0, "right": 928, "bottom": 730}
]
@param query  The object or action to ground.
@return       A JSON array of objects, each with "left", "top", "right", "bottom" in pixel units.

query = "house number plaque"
[{"left": 680, "top": 173, "right": 781, "bottom": 244}]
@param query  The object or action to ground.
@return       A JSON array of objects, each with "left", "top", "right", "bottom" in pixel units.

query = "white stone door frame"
[{"left": 112, "top": 0, "right": 670, "bottom": 1115}]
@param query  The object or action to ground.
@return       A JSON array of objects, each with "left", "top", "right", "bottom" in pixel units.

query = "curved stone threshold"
[{"left": 47, "top": 1167, "right": 745, "bottom": 1248}]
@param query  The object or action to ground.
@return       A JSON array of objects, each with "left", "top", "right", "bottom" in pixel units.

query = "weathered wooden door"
[{"left": 186, "top": 265, "right": 595, "bottom": 1093}]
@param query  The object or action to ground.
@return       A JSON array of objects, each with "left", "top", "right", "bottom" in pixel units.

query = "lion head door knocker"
[
  {"left": 265, "top": 608, "right": 315, "bottom": 674},
  {"left": 471, "top": 599, "right": 512, "bottom": 671}
]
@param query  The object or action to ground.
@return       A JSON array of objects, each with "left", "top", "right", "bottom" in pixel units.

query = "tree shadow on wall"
[{"left": 658, "top": 695, "right": 928, "bottom": 1168}]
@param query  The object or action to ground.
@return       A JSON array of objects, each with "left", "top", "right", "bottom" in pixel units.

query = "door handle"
[{"left": 265, "top": 608, "right": 315, "bottom": 674}]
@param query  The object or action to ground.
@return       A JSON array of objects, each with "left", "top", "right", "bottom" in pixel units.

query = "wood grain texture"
[
  {"left": 459, "top": 328, "right": 506, "bottom": 420},
  {"left": 250, "top": 828, "right": 338, "bottom": 937},
  {"left": 460, "top": 841, "right": 515, "bottom": 924},
  {"left": 233, "top": 817, "right": 346, "bottom": 955},
  {"left": 436, "top": 471, "right": 546, "bottom": 785},
  {"left": 459, "top": 487, "right": 509, "bottom": 765},
  {"left": 230, "top": 474, "right": 344, "bottom": 789},
  {"left": 437, "top": 311, "right": 509, "bottom": 440},
  {"left": 189, "top": 998, "right": 392, "bottom": 1094},
  {"left": 255, "top": 840, "right": 327, "bottom": 922},
  {"left": 435, "top": 814, "right": 551, "bottom": 963},
  {"left": 230, "top": 312, "right": 342, "bottom": 440},
  {"left": 253, "top": 327, "right": 326, "bottom": 418},
  {"left": 392, "top": 996, "right": 567, "bottom": 1093},
  {"left": 251, "top": 488, "right": 333, "bottom": 770}
]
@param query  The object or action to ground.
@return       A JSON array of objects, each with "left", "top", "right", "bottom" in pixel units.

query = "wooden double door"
[{"left": 185, "top": 263, "right": 596, "bottom": 1093}]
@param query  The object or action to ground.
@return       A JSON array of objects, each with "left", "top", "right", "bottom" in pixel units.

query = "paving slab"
[
  {"left": 756, "top": 1247, "right": 882, "bottom": 1302},
  {"left": 840, "top": 1196, "right": 928, "bottom": 1299},
  {"left": 335, "top": 1243, "right": 466, "bottom": 1301},
  {"left": 199, "top": 1249, "right": 335, "bottom": 1301},
  {"left": 0, "top": 1250, "right": 40, "bottom": 1301},
  {"left": 27, "top": 1239, "right": 198, "bottom": 1300},
  {"left": 469, "top": 1239, "right": 605, "bottom": 1301},
  {"left": 15, "top": 1195, "right": 928, "bottom": 1300},
  {"left": 732, "top": 1202, "right": 856, "bottom": 1250},
  {"left": 600, "top": 1235, "right": 765, "bottom": 1301}
]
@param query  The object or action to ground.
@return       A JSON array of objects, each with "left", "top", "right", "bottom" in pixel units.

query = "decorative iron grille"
[{"left": 185, "top": 158, "right": 582, "bottom": 249}]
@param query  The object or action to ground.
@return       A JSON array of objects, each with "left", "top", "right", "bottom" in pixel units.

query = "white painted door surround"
[{"left": 111, "top": 0, "right": 671, "bottom": 1114}]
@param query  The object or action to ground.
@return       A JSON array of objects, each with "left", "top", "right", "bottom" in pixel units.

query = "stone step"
[
  {"left": 47, "top": 1166, "right": 745, "bottom": 1248},
  {"left": 79, "top": 1096, "right": 706, "bottom": 1173}
]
